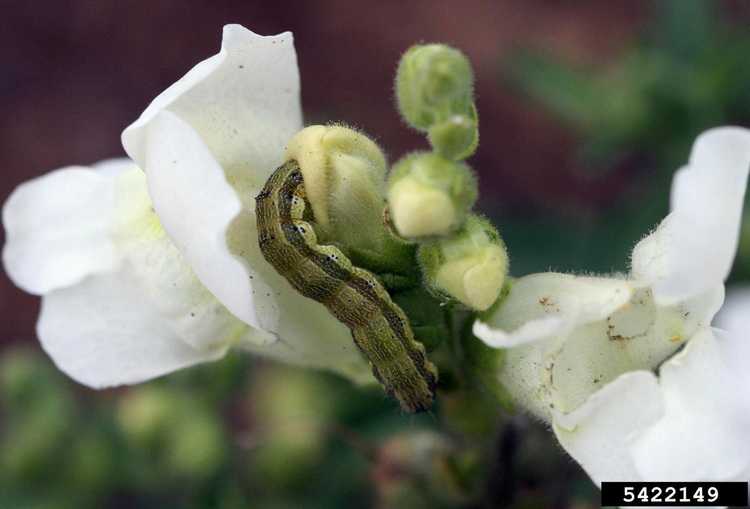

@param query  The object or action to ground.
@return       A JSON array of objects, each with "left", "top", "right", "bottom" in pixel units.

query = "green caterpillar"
[{"left": 255, "top": 160, "right": 438, "bottom": 412}]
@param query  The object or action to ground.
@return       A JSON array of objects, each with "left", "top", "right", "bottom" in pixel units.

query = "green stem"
[{"left": 348, "top": 235, "right": 417, "bottom": 277}]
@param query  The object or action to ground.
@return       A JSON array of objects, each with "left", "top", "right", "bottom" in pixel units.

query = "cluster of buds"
[
  {"left": 396, "top": 44, "right": 478, "bottom": 160},
  {"left": 388, "top": 44, "right": 508, "bottom": 311}
]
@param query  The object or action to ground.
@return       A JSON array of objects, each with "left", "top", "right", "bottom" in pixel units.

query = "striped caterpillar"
[{"left": 255, "top": 160, "right": 438, "bottom": 412}]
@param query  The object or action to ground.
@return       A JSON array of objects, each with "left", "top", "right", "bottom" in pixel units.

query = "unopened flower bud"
[
  {"left": 396, "top": 44, "right": 474, "bottom": 131},
  {"left": 427, "top": 107, "right": 478, "bottom": 161},
  {"left": 285, "top": 125, "right": 389, "bottom": 253},
  {"left": 387, "top": 152, "right": 477, "bottom": 238},
  {"left": 418, "top": 215, "right": 508, "bottom": 311}
]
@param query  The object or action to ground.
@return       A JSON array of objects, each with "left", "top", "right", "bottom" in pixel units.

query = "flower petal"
[
  {"left": 123, "top": 25, "right": 301, "bottom": 177},
  {"left": 553, "top": 371, "right": 664, "bottom": 485},
  {"left": 121, "top": 24, "right": 302, "bottom": 329},
  {"left": 129, "top": 110, "right": 279, "bottom": 330},
  {"left": 3, "top": 166, "right": 125, "bottom": 294},
  {"left": 473, "top": 272, "right": 633, "bottom": 348},
  {"left": 241, "top": 305, "right": 373, "bottom": 386},
  {"left": 37, "top": 265, "right": 236, "bottom": 388},
  {"left": 632, "top": 127, "right": 750, "bottom": 305},
  {"left": 8, "top": 162, "right": 271, "bottom": 387},
  {"left": 554, "top": 327, "right": 750, "bottom": 489},
  {"left": 92, "top": 157, "right": 140, "bottom": 176},
  {"left": 630, "top": 327, "right": 750, "bottom": 481}
]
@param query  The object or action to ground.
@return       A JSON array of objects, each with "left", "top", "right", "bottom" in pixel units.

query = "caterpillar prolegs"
[{"left": 255, "top": 160, "right": 438, "bottom": 412}]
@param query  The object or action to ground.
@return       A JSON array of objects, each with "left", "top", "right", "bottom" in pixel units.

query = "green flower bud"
[
  {"left": 418, "top": 215, "right": 508, "bottom": 311},
  {"left": 387, "top": 152, "right": 477, "bottom": 238},
  {"left": 395, "top": 44, "right": 474, "bottom": 131},
  {"left": 427, "top": 105, "right": 478, "bottom": 161},
  {"left": 285, "top": 124, "right": 389, "bottom": 254}
]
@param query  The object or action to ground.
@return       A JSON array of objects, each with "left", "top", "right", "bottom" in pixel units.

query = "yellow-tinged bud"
[
  {"left": 389, "top": 178, "right": 455, "bottom": 237},
  {"left": 396, "top": 44, "right": 474, "bottom": 131},
  {"left": 387, "top": 152, "right": 477, "bottom": 238},
  {"left": 418, "top": 216, "right": 508, "bottom": 311},
  {"left": 285, "top": 125, "right": 389, "bottom": 253}
]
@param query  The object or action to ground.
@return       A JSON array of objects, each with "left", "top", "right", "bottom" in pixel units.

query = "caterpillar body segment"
[{"left": 255, "top": 160, "right": 438, "bottom": 412}]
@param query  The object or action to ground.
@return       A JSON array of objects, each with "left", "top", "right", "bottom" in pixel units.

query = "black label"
[{"left": 601, "top": 481, "right": 748, "bottom": 507}]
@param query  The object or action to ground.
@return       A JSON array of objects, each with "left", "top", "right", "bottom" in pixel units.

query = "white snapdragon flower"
[
  {"left": 2, "top": 25, "right": 370, "bottom": 388},
  {"left": 474, "top": 127, "right": 750, "bottom": 488}
]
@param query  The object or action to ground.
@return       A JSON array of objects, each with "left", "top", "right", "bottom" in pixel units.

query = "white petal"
[
  {"left": 556, "top": 284, "right": 718, "bottom": 415},
  {"left": 92, "top": 157, "right": 139, "bottom": 176},
  {"left": 473, "top": 272, "right": 633, "bottom": 348},
  {"left": 631, "top": 328, "right": 750, "bottom": 481},
  {"left": 121, "top": 24, "right": 302, "bottom": 328},
  {"left": 38, "top": 266, "right": 233, "bottom": 388},
  {"left": 632, "top": 127, "right": 750, "bottom": 305},
  {"left": 123, "top": 25, "right": 301, "bottom": 177},
  {"left": 32, "top": 167, "right": 271, "bottom": 387},
  {"left": 555, "top": 326, "right": 750, "bottom": 490},
  {"left": 3, "top": 167, "right": 123, "bottom": 294},
  {"left": 553, "top": 371, "right": 664, "bottom": 485},
  {"left": 241, "top": 302, "right": 373, "bottom": 385},
  {"left": 134, "top": 110, "right": 277, "bottom": 330}
]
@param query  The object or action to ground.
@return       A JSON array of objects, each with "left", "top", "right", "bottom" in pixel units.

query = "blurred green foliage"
[
  {"left": 0, "top": 346, "right": 599, "bottom": 509},
  {"left": 503, "top": 0, "right": 750, "bottom": 279},
  {"left": 509, "top": 1, "right": 750, "bottom": 172},
  {"left": 3, "top": 1, "right": 750, "bottom": 508},
  {"left": 0, "top": 347, "right": 439, "bottom": 509}
]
